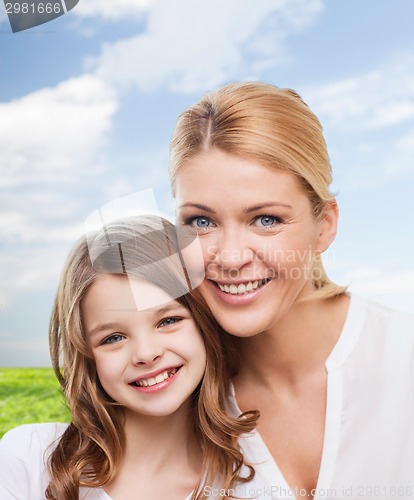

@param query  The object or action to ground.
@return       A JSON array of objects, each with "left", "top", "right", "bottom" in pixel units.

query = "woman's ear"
[{"left": 316, "top": 199, "right": 339, "bottom": 253}]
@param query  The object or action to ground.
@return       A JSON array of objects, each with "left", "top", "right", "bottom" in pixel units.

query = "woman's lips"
[
  {"left": 215, "top": 278, "right": 271, "bottom": 295},
  {"left": 206, "top": 277, "right": 273, "bottom": 305}
]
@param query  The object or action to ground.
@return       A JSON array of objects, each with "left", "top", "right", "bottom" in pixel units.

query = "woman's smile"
[
  {"left": 205, "top": 277, "right": 273, "bottom": 306},
  {"left": 176, "top": 148, "right": 336, "bottom": 337}
]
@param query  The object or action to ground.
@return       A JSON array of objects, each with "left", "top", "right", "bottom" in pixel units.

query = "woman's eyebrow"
[
  {"left": 177, "top": 203, "right": 216, "bottom": 214},
  {"left": 244, "top": 202, "right": 293, "bottom": 213},
  {"left": 178, "top": 202, "right": 292, "bottom": 213}
]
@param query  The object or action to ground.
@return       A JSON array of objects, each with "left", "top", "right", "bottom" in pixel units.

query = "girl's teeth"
[
  {"left": 135, "top": 368, "right": 177, "bottom": 387},
  {"left": 218, "top": 279, "right": 270, "bottom": 295}
]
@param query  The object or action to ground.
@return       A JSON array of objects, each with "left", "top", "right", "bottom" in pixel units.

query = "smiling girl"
[
  {"left": 0, "top": 215, "right": 261, "bottom": 500},
  {"left": 169, "top": 82, "right": 414, "bottom": 499}
]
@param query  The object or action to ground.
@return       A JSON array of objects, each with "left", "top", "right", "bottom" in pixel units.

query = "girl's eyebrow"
[
  {"left": 155, "top": 302, "right": 187, "bottom": 315},
  {"left": 88, "top": 323, "right": 119, "bottom": 337},
  {"left": 88, "top": 303, "right": 187, "bottom": 337}
]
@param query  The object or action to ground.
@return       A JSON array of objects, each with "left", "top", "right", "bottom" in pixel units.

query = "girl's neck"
[
  {"left": 235, "top": 294, "right": 350, "bottom": 388},
  {"left": 105, "top": 401, "right": 203, "bottom": 499},
  {"left": 121, "top": 400, "right": 202, "bottom": 473}
]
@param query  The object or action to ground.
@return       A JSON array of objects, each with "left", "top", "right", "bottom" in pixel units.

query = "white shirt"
[
  {"left": 0, "top": 422, "right": 275, "bottom": 499},
  {"left": 227, "top": 294, "right": 414, "bottom": 500}
]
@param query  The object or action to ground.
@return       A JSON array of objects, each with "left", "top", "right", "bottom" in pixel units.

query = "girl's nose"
[{"left": 131, "top": 335, "right": 164, "bottom": 366}]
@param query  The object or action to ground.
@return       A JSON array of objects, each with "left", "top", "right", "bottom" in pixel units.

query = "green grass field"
[{"left": 0, "top": 368, "right": 71, "bottom": 439}]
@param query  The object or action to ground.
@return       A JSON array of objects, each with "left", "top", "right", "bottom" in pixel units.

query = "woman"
[{"left": 169, "top": 82, "right": 414, "bottom": 499}]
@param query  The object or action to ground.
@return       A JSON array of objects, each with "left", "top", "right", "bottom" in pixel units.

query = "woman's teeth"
[
  {"left": 217, "top": 278, "right": 271, "bottom": 295},
  {"left": 133, "top": 368, "right": 178, "bottom": 387}
]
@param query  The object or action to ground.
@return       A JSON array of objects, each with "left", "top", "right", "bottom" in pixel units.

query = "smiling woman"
[
  {"left": 169, "top": 81, "right": 414, "bottom": 500},
  {"left": 0, "top": 214, "right": 269, "bottom": 500}
]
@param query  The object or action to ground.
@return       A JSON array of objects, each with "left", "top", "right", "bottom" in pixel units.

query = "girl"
[
  {"left": 169, "top": 82, "right": 414, "bottom": 499},
  {"left": 0, "top": 215, "right": 261, "bottom": 500}
]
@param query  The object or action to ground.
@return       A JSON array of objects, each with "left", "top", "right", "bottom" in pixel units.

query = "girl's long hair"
[{"left": 46, "top": 215, "right": 258, "bottom": 499}]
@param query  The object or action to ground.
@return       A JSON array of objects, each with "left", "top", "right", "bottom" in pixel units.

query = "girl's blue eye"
[
  {"left": 159, "top": 317, "right": 181, "bottom": 328},
  {"left": 103, "top": 334, "right": 124, "bottom": 345},
  {"left": 254, "top": 215, "right": 280, "bottom": 227}
]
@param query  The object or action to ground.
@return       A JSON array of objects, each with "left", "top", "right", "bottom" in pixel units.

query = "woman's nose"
[{"left": 209, "top": 228, "right": 255, "bottom": 270}]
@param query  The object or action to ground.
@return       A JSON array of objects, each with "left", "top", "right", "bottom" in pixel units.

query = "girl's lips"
[
  {"left": 129, "top": 366, "right": 182, "bottom": 394},
  {"left": 206, "top": 277, "right": 272, "bottom": 305}
]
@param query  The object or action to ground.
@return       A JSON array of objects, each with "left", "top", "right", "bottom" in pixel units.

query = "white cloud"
[
  {"left": 92, "top": 0, "right": 324, "bottom": 93},
  {"left": 0, "top": 74, "right": 120, "bottom": 306},
  {"left": 348, "top": 270, "right": 414, "bottom": 315},
  {"left": 306, "top": 53, "right": 414, "bottom": 131},
  {"left": 0, "top": 292, "right": 7, "bottom": 309},
  {"left": 326, "top": 260, "right": 414, "bottom": 315},
  {"left": 0, "top": 74, "right": 118, "bottom": 188},
  {"left": 0, "top": 242, "right": 74, "bottom": 313},
  {"left": 302, "top": 53, "right": 414, "bottom": 190},
  {"left": 349, "top": 270, "right": 414, "bottom": 296},
  {"left": 336, "top": 129, "right": 414, "bottom": 190},
  {"left": 74, "top": 0, "right": 153, "bottom": 20}
]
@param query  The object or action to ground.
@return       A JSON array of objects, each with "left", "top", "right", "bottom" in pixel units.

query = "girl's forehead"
[{"left": 83, "top": 275, "right": 178, "bottom": 314}]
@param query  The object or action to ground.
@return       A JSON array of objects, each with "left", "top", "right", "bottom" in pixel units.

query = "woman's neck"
[{"left": 234, "top": 294, "right": 350, "bottom": 388}]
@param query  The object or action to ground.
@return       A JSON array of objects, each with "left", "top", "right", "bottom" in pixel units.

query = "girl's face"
[
  {"left": 82, "top": 274, "right": 206, "bottom": 418},
  {"left": 175, "top": 148, "right": 337, "bottom": 337}
]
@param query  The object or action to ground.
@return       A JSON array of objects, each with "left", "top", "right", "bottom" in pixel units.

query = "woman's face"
[{"left": 175, "top": 148, "right": 337, "bottom": 337}]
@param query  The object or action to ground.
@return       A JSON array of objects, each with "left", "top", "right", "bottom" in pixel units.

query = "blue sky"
[{"left": 1, "top": 0, "right": 414, "bottom": 366}]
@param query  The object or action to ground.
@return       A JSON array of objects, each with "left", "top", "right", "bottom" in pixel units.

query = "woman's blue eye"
[
  {"left": 103, "top": 334, "right": 124, "bottom": 345},
  {"left": 255, "top": 215, "right": 280, "bottom": 227},
  {"left": 194, "top": 217, "right": 211, "bottom": 228}
]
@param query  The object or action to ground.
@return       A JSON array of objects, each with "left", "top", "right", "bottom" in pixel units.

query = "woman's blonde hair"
[
  {"left": 47, "top": 215, "right": 258, "bottom": 500},
  {"left": 169, "top": 81, "right": 346, "bottom": 299}
]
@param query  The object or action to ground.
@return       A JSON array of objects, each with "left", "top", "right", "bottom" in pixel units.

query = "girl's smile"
[
  {"left": 82, "top": 274, "right": 207, "bottom": 417},
  {"left": 128, "top": 365, "right": 181, "bottom": 393}
]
